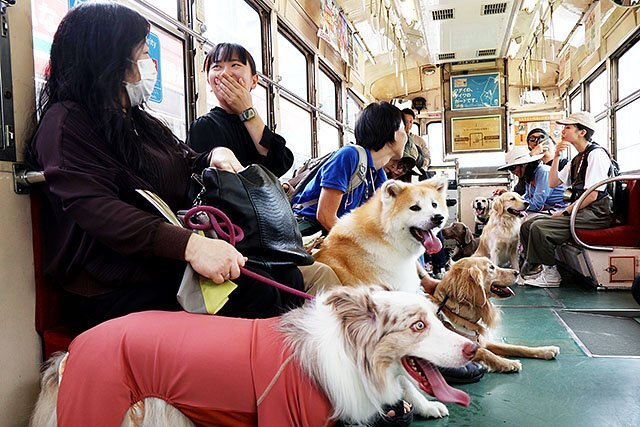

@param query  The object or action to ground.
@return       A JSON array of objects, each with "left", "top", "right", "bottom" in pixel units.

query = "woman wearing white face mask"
[{"left": 23, "top": 2, "right": 294, "bottom": 331}]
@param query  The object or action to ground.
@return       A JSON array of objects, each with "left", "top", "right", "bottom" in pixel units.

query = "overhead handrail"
[{"left": 569, "top": 175, "right": 640, "bottom": 252}]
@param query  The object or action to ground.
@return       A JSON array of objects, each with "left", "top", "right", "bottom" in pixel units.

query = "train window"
[
  {"left": 618, "top": 39, "right": 640, "bottom": 101},
  {"left": 147, "top": 25, "right": 187, "bottom": 141},
  {"left": 345, "top": 92, "right": 362, "bottom": 144},
  {"left": 318, "top": 68, "right": 337, "bottom": 119},
  {"left": 426, "top": 122, "right": 444, "bottom": 167},
  {"left": 317, "top": 121, "right": 340, "bottom": 157},
  {"left": 570, "top": 91, "right": 582, "bottom": 113},
  {"left": 153, "top": 0, "right": 179, "bottom": 19},
  {"left": 615, "top": 100, "right": 640, "bottom": 172},
  {"left": 588, "top": 71, "right": 608, "bottom": 116},
  {"left": 278, "top": 97, "right": 312, "bottom": 171},
  {"left": 276, "top": 33, "right": 308, "bottom": 101}
]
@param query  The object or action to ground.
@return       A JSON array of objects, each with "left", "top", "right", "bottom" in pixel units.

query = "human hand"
[
  {"left": 492, "top": 188, "right": 507, "bottom": 196},
  {"left": 214, "top": 72, "right": 253, "bottom": 115},
  {"left": 210, "top": 147, "right": 243, "bottom": 173},
  {"left": 555, "top": 139, "right": 570, "bottom": 158},
  {"left": 185, "top": 233, "right": 247, "bottom": 284},
  {"left": 551, "top": 210, "right": 564, "bottom": 218}
]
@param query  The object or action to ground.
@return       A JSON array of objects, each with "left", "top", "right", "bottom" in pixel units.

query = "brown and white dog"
[
  {"left": 473, "top": 191, "right": 528, "bottom": 269},
  {"left": 432, "top": 257, "right": 560, "bottom": 373},
  {"left": 441, "top": 222, "right": 478, "bottom": 261},
  {"left": 30, "top": 286, "right": 477, "bottom": 426},
  {"left": 315, "top": 176, "right": 449, "bottom": 293}
]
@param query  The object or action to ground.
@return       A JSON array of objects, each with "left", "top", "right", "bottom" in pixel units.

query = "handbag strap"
[{"left": 183, "top": 205, "right": 314, "bottom": 301}]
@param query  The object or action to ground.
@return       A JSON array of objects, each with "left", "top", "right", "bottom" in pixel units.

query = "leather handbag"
[{"left": 197, "top": 164, "right": 314, "bottom": 268}]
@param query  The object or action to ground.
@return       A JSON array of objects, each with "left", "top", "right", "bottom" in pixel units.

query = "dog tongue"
[
  {"left": 422, "top": 229, "right": 442, "bottom": 254},
  {"left": 419, "top": 360, "right": 471, "bottom": 407}
]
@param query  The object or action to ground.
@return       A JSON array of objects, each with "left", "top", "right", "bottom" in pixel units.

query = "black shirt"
[{"left": 188, "top": 107, "right": 294, "bottom": 177}]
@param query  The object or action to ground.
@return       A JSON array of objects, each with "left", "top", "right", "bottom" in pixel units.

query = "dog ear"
[
  {"left": 463, "top": 226, "right": 473, "bottom": 245},
  {"left": 468, "top": 266, "right": 488, "bottom": 307},
  {"left": 381, "top": 180, "right": 403, "bottom": 200},
  {"left": 492, "top": 197, "right": 504, "bottom": 215},
  {"left": 325, "top": 287, "right": 380, "bottom": 325}
]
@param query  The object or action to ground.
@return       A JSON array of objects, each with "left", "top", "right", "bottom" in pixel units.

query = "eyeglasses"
[
  {"left": 527, "top": 134, "right": 546, "bottom": 143},
  {"left": 507, "top": 165, "right": 521, "bottom": 172}
]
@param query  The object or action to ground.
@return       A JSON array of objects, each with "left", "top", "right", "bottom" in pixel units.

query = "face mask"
[{"left": 124, "top": 58, "right": 157, "bottom": 107}]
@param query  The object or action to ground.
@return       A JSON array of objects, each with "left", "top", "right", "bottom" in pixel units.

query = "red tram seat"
[
  {"left": 30, "top": 188, "right": 75, "bottom": 360},
  {"left": 575, "top": 180, "right": 640, "bottom": 247},
  {"left": 556, "top": 178, "right": 640, "bottom": 290}
]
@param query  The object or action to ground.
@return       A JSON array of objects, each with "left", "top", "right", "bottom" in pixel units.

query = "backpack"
[
  {"left": 282, "top": 145, "right": 368, "bottom": 206},
  {"left": 575, "top": 142, "right": 628, "bottom": 221}
]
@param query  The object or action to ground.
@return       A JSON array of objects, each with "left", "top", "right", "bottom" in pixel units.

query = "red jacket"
[{"left": 57, "top": 311, "right": 334, "bottom": 427}]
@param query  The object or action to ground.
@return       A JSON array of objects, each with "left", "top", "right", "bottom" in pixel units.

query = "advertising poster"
[
  {"left": 451, "top": 115, "right": 502, "bottom": 152},
  {"left": 512, "top": 113, "right": 564, "bottom": 146},
  {"left": 451, "top": 73, "right": 500, "bottom": 110}
]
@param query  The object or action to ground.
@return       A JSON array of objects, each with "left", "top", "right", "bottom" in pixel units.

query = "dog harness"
[{"left": 57, "top": 311, "right": 334, "bottom": 427}]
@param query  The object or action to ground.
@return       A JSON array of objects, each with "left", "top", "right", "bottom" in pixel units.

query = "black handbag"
[{"left": 197, "top": 164, "right": 314, "bottom": 268}]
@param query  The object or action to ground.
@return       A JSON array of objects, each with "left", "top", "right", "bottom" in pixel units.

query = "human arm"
[
  {"left": 316, "top": 187, "right": 344, "bottom": 231},
  {"left": 527, "top": 166, "right": 553, "bottom": 212},
  {"left": 417, "top": 262, "right": 439, "bottom": 295},
  {"left": 549, "top": 139, "right": 570, "bottom": 188}
]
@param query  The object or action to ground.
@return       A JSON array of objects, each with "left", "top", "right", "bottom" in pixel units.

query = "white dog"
[
  {"left": 31, "top": 286, "right": 477, "bottom": 426},
  {"left": 472, "top": 196, "right": 491, "bottom": 237}
]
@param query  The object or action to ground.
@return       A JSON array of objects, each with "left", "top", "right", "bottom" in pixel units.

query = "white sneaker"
[{"left": 524, "top": 265, "right": 561, "bottom": 287}]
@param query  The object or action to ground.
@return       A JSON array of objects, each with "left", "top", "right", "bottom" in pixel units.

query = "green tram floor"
[{"left": 412, "top": 281, "right": 640, "bottom": 427}]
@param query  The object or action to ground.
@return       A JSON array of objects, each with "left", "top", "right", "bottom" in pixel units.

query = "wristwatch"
[
  {"left": 239, "top": 107, "right": 256, "bottom": 122},
  {"left": 562, "top": 210, "right": 571, "bottom": 217}
]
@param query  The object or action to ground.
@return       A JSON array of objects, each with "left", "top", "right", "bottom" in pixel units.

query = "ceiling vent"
[
  {"left": 432, "top": 8, "right": 455, "bottom": 20},
  {"left": 482, "top": 3, "right": 508, "bottom": 15},
  {"left": 438, "top": 52, "right": 456, "bottom": 61},
  {"left": 477, "top": 49, "right": 497, "bottom": 57}
]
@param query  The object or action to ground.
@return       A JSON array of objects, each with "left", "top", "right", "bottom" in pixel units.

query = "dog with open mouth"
[
  {"left": 473, "top": 191, "right": 528, "bottom": 269},
  {"left": 472, "top": 196, "right": 491, "bottom": 237},
  {"left": 314, "top": 175, "right": 449, "bottom": 294},
  {"left": 432, "top": 257, "right": 560, "bottom": 372},
  {"left": 30, "top": 286, "right": 476, "bottom": 426}
]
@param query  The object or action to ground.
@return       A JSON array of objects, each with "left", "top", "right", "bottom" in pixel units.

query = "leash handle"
[{"left": 183, "top": 205, "right": 313, "bottom": 300}]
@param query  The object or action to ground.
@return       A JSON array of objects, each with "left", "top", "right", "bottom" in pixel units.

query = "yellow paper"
[{"left": 199, "top": 276, "right": 238, "bottom": 314}]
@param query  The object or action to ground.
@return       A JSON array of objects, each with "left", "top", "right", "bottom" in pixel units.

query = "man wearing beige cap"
[{"left": 519, "top": 111, "right": 614, "bottom": 287}]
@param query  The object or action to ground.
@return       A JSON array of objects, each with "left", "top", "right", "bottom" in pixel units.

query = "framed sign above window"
[
  {"left": 451, "top": 115, "right": 501, "bottom": 153},
  {"left": 451, "top": 73, "right": 500, "bottom": 110}
]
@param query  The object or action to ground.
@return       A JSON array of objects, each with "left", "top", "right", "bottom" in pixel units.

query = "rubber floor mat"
[{"left": 557, "top": 310, "right": 640, "bottom": 357}]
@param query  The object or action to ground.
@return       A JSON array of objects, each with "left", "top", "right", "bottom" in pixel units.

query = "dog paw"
[
  {"left": 416, "top": 401, "right": 449, "bottom": 419},
  {"left": 539, "top": 346, "right": 560, "bottom": 359},
  {"left": 489, "top": 359, "right": 522, "bottom": 373}
]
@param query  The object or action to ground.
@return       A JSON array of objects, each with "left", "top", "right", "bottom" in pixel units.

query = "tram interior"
[{"left": 0, "top": 0, "right": 639, "bottom": 425}]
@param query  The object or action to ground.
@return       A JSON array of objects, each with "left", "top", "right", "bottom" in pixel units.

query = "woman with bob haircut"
[
  {"left": 24, "top": 2, "right": 297, "bottom": 331},
  {"left": 292, "top": 101, "right": 407, "bottom": 235},
  {"left": 188, "top": 42, "right": 294, "bottom": 177}
]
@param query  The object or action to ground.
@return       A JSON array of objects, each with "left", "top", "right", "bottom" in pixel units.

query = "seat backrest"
[{"left": 625, "top": 179, "right": 640, "bottom": 227}]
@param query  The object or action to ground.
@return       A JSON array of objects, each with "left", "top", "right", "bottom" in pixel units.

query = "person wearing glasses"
[{"left": 513, "top": 128, "right": 568, "bottom": 195}]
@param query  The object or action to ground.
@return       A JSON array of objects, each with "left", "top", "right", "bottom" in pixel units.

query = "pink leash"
[{"left": 183, "top": 205, "right": 314, "bottom": 300}]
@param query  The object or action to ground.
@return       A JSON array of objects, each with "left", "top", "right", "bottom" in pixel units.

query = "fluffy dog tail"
[{"left": 30, "top": 352, "right": 67, "bottom": 427}]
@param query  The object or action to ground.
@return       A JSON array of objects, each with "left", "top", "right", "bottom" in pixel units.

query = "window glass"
[
  {"left": 618, "top": 39, "right": 640, "bottom": 101},
  {"left": 279, "top": 97, "right": 311, "bottom": 174},
  {"left": 426, "top": 122, "right": 443, "bottom": 166},
  {"left": 318, "top": 69, "right": 337, "bottom": 118},
  {"left": 277, "top": 33, "right": 308, "bottom": 100},
  {"left": 146, "top": 25, "right": 187, "bottom": 141},
  {"left": 31, "top": 0, "right": 67, "bottom": 95},
  {"left": 345, "top": 94, "right": 361, "bottom": 131},
  {"left": 318, "top": 121, "right": 340, "bottom": 156},
  {"left": 201, "top": 0, "right": 262, "bottom": 108},
  {"left": 615, "top": 99, "right": 640, "bottom": 173},
  {"left": 154, "top": 0, "right": 179, "bottom": 19},
  {"left": 345, "top": 130, "right": 356, "bottom": 145},
  {"left": 593, "top": 117, "right": 608, "bottom": 150},
  {"left": 588, "top": 71, "right": 607, "bottom": 116},
  {"left": 570, "top": 92, "right": 582, "bottom": 113}
]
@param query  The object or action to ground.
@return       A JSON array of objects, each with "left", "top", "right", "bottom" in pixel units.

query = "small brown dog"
[
  {"left": 441, "top": 222, "right": 478, "bottom": 261},
  {"left": 432, "top": 257, "right": 560, "bottom": 372}
]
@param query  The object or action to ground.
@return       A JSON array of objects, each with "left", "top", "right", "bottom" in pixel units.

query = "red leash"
[{"left": 183, "top": 205, "right": 314, "bottom": 300}]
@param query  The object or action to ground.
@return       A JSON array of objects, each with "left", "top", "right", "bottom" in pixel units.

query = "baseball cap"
[
  {"left": 497, "top": 146, "right": 544, "bottom": 171},
  {"left": 556, "top": 111, "right": 597, "bottom": 132}
]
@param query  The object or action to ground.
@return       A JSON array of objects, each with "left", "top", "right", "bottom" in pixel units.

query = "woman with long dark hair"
[{"left": 24, "top": 2, "right": 295, "bottom": 331}]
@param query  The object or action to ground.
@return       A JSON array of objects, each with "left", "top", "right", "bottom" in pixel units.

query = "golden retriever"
[
  {"left": 473, "top": 191, "right": 528, "bottom": 268},
  {"left": 432, "top": 257, "right": 560, "bottom": 372},
  {"left": 314, "top": 176, "right": 449, "bottom": 293},
  {"left": 30, "top": 286, "right": 477, "bottom": 425}
]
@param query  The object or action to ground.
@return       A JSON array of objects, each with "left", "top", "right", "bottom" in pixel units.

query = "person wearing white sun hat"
[
  {"left": 497, "top": 146, "right": 567, "bottom": 213},
  {"left": 518, "top": 111, "right": 614, "bottom": 287}
]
